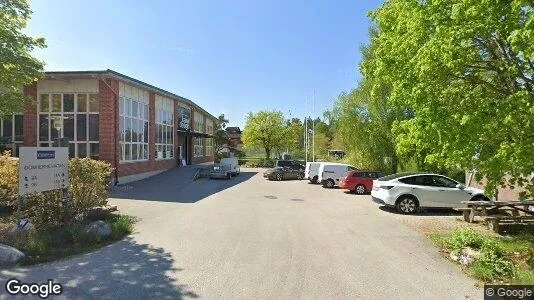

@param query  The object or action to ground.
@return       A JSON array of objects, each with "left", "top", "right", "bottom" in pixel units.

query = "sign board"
[
  {"left": 177, "top": 107, "right": 191, "bottom": 132},
  {"left": 18, "top": 147, "right": 69, "bottom": 196}
]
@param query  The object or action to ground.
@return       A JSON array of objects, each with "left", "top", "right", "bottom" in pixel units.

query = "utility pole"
[{"left": 304, "top": 97, "right": 308, "bottom": 164}]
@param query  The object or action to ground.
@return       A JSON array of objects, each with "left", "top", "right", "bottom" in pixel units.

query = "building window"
[
  {"left": 194, "top": 137, "right": 204, "bottom": 157},
  {"left": 205, "top": 138, "right": 213, "bottom": 156},
  {"left": 119, "top": 96, "right": 149, "bottom": 162},
  {"left": 155, "top": 99, "right": 173, "bottom": 160},
  {"left": 194, "top": 112, "right": 204, "bottom": 133},
  {"left": 0, "top": 115, "right": 23, "bottom": 156},
  {"left": 38, "top": 93, "right": 99, "bottom": 159},
  {"left": 206, "top": 121, "right": 214, "bottom": 135}
]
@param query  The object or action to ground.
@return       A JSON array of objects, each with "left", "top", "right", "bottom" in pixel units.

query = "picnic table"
[{"left": 456, "top": 200, "right": 534, "bottom": 232}]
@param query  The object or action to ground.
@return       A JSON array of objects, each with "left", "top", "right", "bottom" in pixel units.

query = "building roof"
[
  {"left": 225, "top": 126, "right": 241, "bottom": 134},
  {"left": 44, "top": 69, "right": 218, "bottom": 121}
]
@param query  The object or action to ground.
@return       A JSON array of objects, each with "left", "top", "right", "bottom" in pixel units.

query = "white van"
[
  {"left": 318, "top": 163, "right": 357, "bottom": 188},
  {"left": 305, "top": 162, "right": 322, "bottom": 184},
  {"left": 220, "top": 157, "right": 240, "bottom": 177}
]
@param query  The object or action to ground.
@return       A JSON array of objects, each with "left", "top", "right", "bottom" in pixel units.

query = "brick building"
[{"left": 2, "top": 70, "right": 218, "bottom": 183}]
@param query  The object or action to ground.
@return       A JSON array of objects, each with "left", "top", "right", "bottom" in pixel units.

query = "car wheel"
[
  {"left": 395, "top": 196, "right": 419, "bottom": 214},
  {"left": 275, "top": 173, "right": 283, "bottom": 181},
  {"left": 297, "top": 173, "right": 304, "bottom": 180},
  {"left": 355, "top": 184, "right": 366, "bottom": 195},
  {"left": 311, "top": 176, "right": 318, "bottom": 184},
  {"left": 227, "top": 173, "right": 231, "bottom": 180},
  {"left": 324, "top": 179, "right": 335, "bottom": 188}
]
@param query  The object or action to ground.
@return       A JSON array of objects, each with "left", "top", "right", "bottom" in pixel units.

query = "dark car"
[
  {"left": 275, "top": 160, "right": 305, "bottom": 172},
  {"left": 263, "top": 166, "right": 304, "bottom": 181}
]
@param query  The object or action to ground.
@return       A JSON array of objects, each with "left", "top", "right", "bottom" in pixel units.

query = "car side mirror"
[{"left": 456, "top": 183, "right": 465, "bottom": 190}]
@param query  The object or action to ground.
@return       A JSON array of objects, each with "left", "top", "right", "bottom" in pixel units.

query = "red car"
[{"left": 339, "top": 170, "right": 386, "bottom": 194}]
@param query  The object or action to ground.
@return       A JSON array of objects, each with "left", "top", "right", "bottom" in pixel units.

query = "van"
[
  {"left": 305, "top": 162, "right": 322, "bottom": 184},
  {"left": 318, "top": 163, "right": 357, "bottom": 188},
  {"left": 219, "top": 157, "right": 240, "bottom": 177}
]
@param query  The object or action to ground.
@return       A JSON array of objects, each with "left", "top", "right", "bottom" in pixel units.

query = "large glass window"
[
  {"left": 194, "top": 112, "right": 204, "bottom": 133},
  {"left": 38, "top": 93, "right": 99, "bottom": 159},
  {"left": 0, "top": 115, "right": 24, "bottom": 156},
  {"left": 193, "top": 137, "right": 204, "bottom": 157},
  {"left": 155, "top": 107, "right": 173, "bottom": 160},
  {"left": 119, "top": 97, "right": 149, "bottom": 162},
  {"left": 205, "top": 138, "right": 213, "bottom": 156}
]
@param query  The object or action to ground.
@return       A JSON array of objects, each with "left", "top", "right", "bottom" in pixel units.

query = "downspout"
[{"left": 99, "top": 78, "right": 120, "bottom": 185}]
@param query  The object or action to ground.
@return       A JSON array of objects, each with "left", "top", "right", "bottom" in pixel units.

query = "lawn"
[{"left": 429, "top": 227, "right": 534, "bottom": 284}]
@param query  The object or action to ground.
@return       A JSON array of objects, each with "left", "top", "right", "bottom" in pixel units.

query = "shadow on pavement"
[
  {"left": 378, "top": 205, "right": 462, "bottom": 216},
  {"left": 109, "top": 168, "right": 257, "bottom": 203},
  {"left": 0, "top": 237, "right": 197, "bottom": 299}
]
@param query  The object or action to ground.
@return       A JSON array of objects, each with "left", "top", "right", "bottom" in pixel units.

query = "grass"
[
  {"left": 2, "top": 213, "right": 135, "bottom": 266},
  {"left": 429, "top": 227, "right": 534, "bottom": 284}
]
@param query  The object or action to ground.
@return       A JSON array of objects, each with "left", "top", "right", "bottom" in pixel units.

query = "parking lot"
[{"left": 1, "top": 168, "right": 480, "bottom": 299}]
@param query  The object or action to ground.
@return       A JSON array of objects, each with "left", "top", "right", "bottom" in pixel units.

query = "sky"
[{"left": 26, "top": 0, "right": 383, "bottom": 128}]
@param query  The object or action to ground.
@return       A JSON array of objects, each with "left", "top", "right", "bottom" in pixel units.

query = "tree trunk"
[
  {"left": 391, "top": 153, "right": 398, "bottom": 174},
  {"left": 265, "top": 148, "right": 271, "bottom": 159}
]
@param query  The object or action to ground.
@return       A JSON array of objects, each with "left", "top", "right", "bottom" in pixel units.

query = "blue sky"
[{"left": 26, "top": 0, "right": 382, "bottom": 128}]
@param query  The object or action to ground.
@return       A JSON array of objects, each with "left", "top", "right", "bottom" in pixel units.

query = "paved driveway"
[{"left": 1, "top": 168, "right": 481, "bottom": 299}]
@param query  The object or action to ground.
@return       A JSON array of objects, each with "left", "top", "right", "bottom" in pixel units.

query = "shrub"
[
  {"left": 447, "top": 228, "right": 485, "bottom": 252},
  {"left": 0, "top": 151, "right": 18, "bottom": 207},
  {"left": 472, "top": 252, "right": 515, "bottom": 281},
  {"left": 0, "top": 152, "right": 112, "bottom": 230}
]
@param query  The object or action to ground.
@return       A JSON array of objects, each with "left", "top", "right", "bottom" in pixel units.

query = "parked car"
[
  {"left": 210, "top": 164, "right": 232, "bottom": 179},
  {"left": 371, "top": 172, "right": 489, "bottom": 214},
  {"left": 339, "top": 170, "right": 386, "bottom": 194},
  {"left": 263, "top": 166, "right": 304, "bottom": 181},
  {"left": 220, "top": 157, "right": 240, "bottom": 176},
  {"left": 276, "top": 159, "right": 305, "bottom": 172},
  {"left": 305, "top": 162, "right": 322, "bottom": 184},
  {"left": 318, "top": 163, "right": 358, "bottom": 188}
]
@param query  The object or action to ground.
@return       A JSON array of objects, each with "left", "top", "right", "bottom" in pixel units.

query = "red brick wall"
[
  {"left": 23, "top": 83, "right": 38, "bottom": 146},
  {"left": 99, "top": 78, "right": 119, "bottom": 177},
  {"left": 468, "top": 172, "right": 527, "bottom": 201}
]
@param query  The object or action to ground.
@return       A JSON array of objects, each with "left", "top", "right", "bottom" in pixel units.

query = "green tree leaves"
[
  {"left": 0, "top": 0, "right": 46, "bottom": 115},
  {"left": 242, "top": 111, "right": 291, "bottom": 159},
  {"left": 369, "top": 0, "right": 534, "bottom": 197}
]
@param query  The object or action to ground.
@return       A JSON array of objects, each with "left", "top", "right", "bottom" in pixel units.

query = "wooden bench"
[
  {"left": 485, "top": 215, "right": 534, "bottom": 233},
  {"left": 455, "top": 207, "right": 520, "bottom": 223}
]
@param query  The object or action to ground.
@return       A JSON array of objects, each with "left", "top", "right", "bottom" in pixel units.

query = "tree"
[
  {"left": 0, "top": 0, "right": 46, "bottom": 115},
  {"left": 370, "top": 0, "right": 534, "bottom": 197},
  {"left": 242, "top": 111, "right": 290, "bottom": 159},
  {"left": 214, "top": 114, "right": 231, "bottom": 155}
]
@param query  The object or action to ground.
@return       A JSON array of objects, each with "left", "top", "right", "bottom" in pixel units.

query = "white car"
[
  {"left": 305, "top": 162, "right": 322, "bottom": 184},
  {"left": 371, "top": 172, "right": 488, "bottom": 214},
  {"left": 318, "top": 163, "right": 357, "bottom": 188}
]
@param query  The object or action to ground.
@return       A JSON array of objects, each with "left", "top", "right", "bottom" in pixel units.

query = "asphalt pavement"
[{"left": 0, "top": 168, "right": 481, "bottom": 299}]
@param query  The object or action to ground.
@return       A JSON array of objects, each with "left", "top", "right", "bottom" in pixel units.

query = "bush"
[
  {"left": 447, "top": 228, "right": 485, "bottom": 252},
  {"left": 0, "top": 151, "right": 19, "bottom": 207},
  {"left": 241, "top": 158, "right": 275, "bottom": 168},
  {"left": 0, "top": 152, "right": 112, "bottom": 230}
]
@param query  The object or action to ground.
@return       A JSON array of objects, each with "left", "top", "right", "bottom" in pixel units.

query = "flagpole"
[
  {"left": 305, "top": 96, "right": 308, "bottom": 164},
  {"left": 312, "top": 90, "right": 315, "bottom": 162}
]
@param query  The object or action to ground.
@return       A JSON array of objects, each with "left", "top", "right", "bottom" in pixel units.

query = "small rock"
[
  {"left": 85, "top": 220, "right": 112, "bottom": 236},
  {"left": 458, "top": 247, "right": 481, "bottom": 266},
  {"left": 450, "top": 251, "right": 459, "bottom": 262},
  {"left": 9, "top": 219, "right": 33, "bottom": 234},
  {"left": 0, "top": 244, "right": 25, "bottom": 266}
]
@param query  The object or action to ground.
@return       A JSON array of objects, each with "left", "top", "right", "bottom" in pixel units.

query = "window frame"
[
  {"left": 38, "top": 93, "right": 99, "bottom": 159},
  {"left": 119, "top": 96, "right": 149, "bottom": 163}
]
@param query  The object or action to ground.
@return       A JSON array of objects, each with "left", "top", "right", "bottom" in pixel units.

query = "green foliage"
[
  {"left": 369, "top": 0, "right": 534, "bottom": 198},
  {"left": 240, "top": 158, "right": 275, "bottom": 168},
  {"left": 20, "top": 213, "right": 134, "bottom": 265},
  {"left": 0, "top": 152, "right": 112, "bottom": 230},
  {"left": 242, "top": 111, "right": 291, "bottom": 159},
  {"left": 446, "top": 228, "right": 485, "bottom": 252},
  {"left": 433, "top": 228, "right": 534, "bottom": 283},
  {"left": 0, "top": 0, "right": 46, "bottom": 115}
]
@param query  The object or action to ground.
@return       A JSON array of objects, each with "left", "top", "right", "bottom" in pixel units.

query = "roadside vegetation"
[
  {"left": 0, "top": 152, "right": 135, "bottom": 265},
  {"left": 430, "top": 228, "right": 534, "bottom": 284}
]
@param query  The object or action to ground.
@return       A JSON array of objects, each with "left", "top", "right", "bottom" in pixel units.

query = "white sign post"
[{"left": 18, "top": 147, "right": 69, "bottom": 196}]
